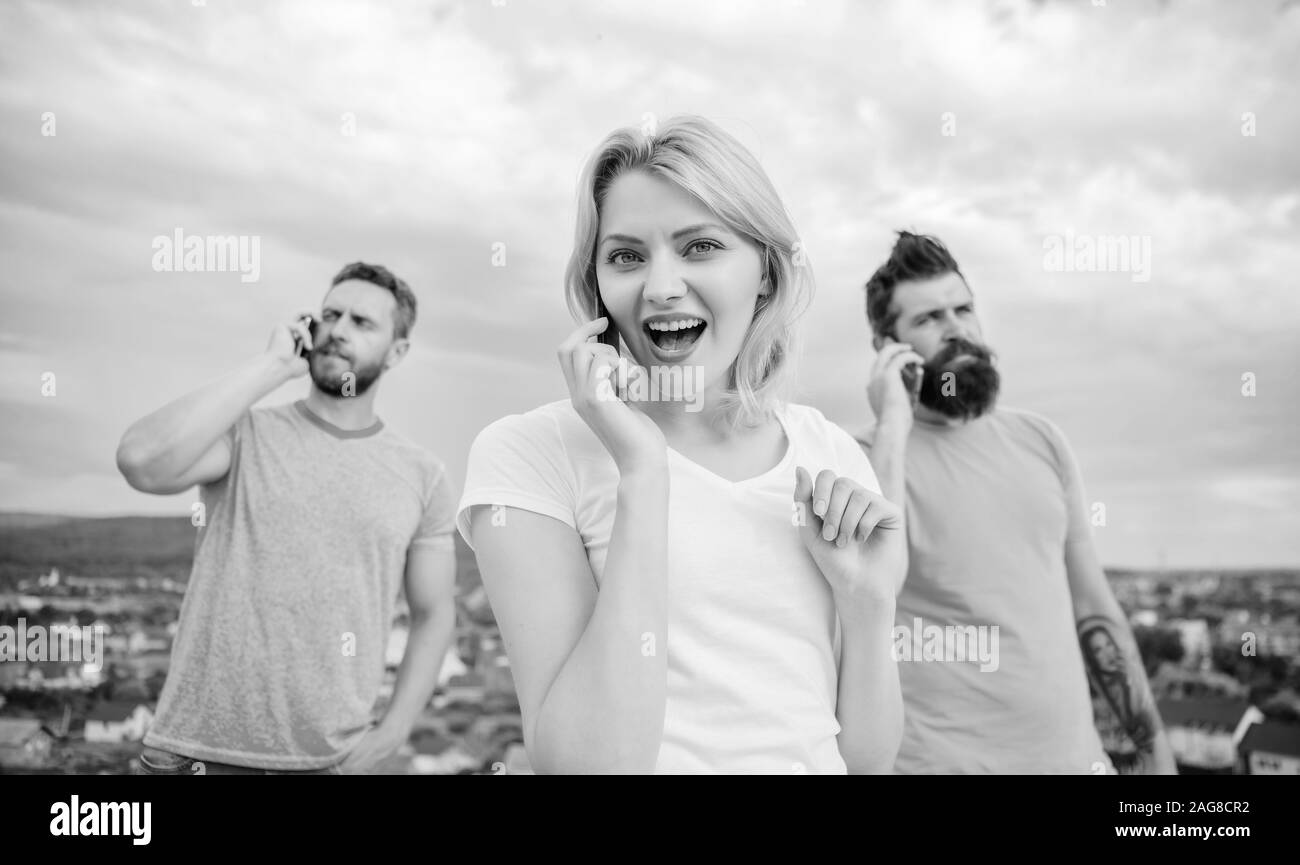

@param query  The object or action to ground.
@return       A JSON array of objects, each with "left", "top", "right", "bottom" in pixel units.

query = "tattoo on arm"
[{"left": 1078, "top": 615, "right": 1157, "bottom": 753}]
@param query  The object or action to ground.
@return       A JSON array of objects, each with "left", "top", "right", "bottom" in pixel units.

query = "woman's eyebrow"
[
  {"left": 671, "top": 222, "right": 728, "bottom": 240},
  {"left": 598, "top": 223, "right": 731, "bottom": 247},
  {"left": 598, "top": 232, "right": 644, "bottom": 247}
]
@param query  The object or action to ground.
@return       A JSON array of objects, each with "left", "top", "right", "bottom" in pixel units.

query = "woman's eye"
[
  {"left": 606, "top": 250, "right": 640, "bottom": 266},
  {"left": 686, "top": 240, "right": 721, "bottom": 256}
]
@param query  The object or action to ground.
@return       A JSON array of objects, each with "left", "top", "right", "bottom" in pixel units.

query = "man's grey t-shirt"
[
  {"left": 864, "top": 408, "right": 1110, "bottom": 774},
  {"left": 144, "top": 400, "right": 456, "bottom": 770}
]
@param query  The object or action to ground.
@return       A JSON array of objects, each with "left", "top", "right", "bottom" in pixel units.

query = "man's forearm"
[
  {"left": 117, "top": 353, "right": 290, "bottom": 482},
  {"left": 1077, "top": 612, "right": 1177, "bottom": 774},
  {"left": 867, "top": 417, "right": 909, "bottom": 510},
  {"left": 381, "top": 604, "right": 457, "bottom": 737}
]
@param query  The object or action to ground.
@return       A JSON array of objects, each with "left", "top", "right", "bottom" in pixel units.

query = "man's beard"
[
  {"left": 916, "top": 338, "right": 1000, "bottom": 420},
  {"left": 308, "top": 344, "right": 384, "bottom": 397}
]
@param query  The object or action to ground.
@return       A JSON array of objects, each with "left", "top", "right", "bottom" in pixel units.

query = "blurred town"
[
  {"left": 0, "top": 515, "right": 523, "bottom": 775},
  {"left": 1, "top": 514, "right": 1297, "bottom": 774}
]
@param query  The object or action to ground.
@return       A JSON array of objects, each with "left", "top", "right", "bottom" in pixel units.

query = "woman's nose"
[{"left": 642, "top": 259, "right": 686, "bottom": 305}]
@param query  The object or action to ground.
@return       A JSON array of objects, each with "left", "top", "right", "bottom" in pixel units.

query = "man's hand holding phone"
[
  {"left": 867, "top": 337, "right": 925, "bottom": 434},
  {"left": 265, "top": 311, "right": 317, "bottom": 381}
]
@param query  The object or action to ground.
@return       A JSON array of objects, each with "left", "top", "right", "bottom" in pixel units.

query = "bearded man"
[{"left": 858, "top": 232, "right": 1174, "bottom": 775}]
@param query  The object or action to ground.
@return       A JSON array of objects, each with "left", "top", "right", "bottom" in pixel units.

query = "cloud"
[{"left": 0, "top": 0, "right": 1295, "bottom": 566}]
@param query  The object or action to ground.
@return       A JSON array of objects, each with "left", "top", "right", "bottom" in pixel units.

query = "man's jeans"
[{"left": 134, "top": 745, "right": 343, "bottom": 775}]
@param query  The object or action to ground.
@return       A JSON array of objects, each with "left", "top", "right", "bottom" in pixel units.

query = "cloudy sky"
[{"left": 1, "top": 0, "right": 1296, "bottom": 567}]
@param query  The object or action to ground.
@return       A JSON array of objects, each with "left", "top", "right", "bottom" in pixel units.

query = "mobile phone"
[
  {"left": 900, "top": 360, "right": 921, "bottom": 396},
  {"left": 295, "top": 315, "right": 318, "bottom": 358},
  {"left": 595, "top": 294, "right": 619, "bottom": 349}
]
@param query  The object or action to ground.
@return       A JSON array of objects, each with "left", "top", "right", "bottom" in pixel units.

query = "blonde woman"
[{"left": 458, "top": 116, "right": 904, "bottom": 774}]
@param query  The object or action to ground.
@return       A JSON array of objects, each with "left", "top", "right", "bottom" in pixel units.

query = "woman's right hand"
[{"left": 558, "top": 318, "right": 667, "bottom": 474}]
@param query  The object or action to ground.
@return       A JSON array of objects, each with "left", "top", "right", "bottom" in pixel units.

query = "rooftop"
[
  {"left": 1239, "top": 721, "right": 1300, "bottom": 758},
  {"left": 411, "top": 730, "right": 455, "bottom": 756},
  {"left": 447, "top": 673, "right": 485, "bottom": 689},
  {"left": 0, "top": 717, "right": 46, "bottom": 747},
  {"left": 1157, "top": 698, "right": 1254, "bottom": 730},
  {"left": 86, "top": 701, "right": 149, "bottom": 722}
]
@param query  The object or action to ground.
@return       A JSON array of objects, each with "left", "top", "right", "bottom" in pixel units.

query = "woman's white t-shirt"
[{"left": 457, "top": 400, "right": 883, "bottom": 774}]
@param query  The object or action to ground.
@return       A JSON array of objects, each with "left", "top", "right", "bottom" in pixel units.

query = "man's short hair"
[
  {"left": 864, "top": 231, "right": 965, "bottom": 339},
  {"left": 330, "top": 262, "right": 417, "bottom": 340}
]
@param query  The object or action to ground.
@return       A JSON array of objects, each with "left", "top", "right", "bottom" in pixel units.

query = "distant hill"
[
  {"left": 0, "top": 513, "right": 197, "bottom": 586},
  {"left": 0, "top": 512, "right": 481, "bottom": 591},
  {"left": 0, "top": 514, "right": 84, "bottom": 531},
  {"left": 5, "top": 511, "right": 1284, "bottom": 596}
]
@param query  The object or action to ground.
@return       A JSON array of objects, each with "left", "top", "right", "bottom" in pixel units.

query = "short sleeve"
[
  {"left": 1038, "top": 417, "right": 1092, "bottom": 546},
  {"left": 411, "top": 463, "right": 458, "bottom": 552},
  {"left": 820, "top": 412, "right": 882, "bottom": 495},
  {"left": 199, "top": 411, "right": 249, "bottom": 497},
  {"left": 456, "top": 411, "right": 577, "bottom": 550}
]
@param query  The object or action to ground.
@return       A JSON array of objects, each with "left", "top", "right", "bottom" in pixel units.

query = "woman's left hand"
[{"left": 793, "top": 466, "right": 906, "bottom": 610}]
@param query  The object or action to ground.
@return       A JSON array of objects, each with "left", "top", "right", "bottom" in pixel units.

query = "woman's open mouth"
[{"left": 643, "top": 316, "right": 707, "bottom": 357}]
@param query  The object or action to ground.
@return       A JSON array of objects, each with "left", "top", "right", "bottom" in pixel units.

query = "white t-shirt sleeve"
[
  {"left": 818, "top": 411, "right": 883, "bottom": 495},
  {"left": 456, "top": 410, "right": 577, "bottom": 550}
]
